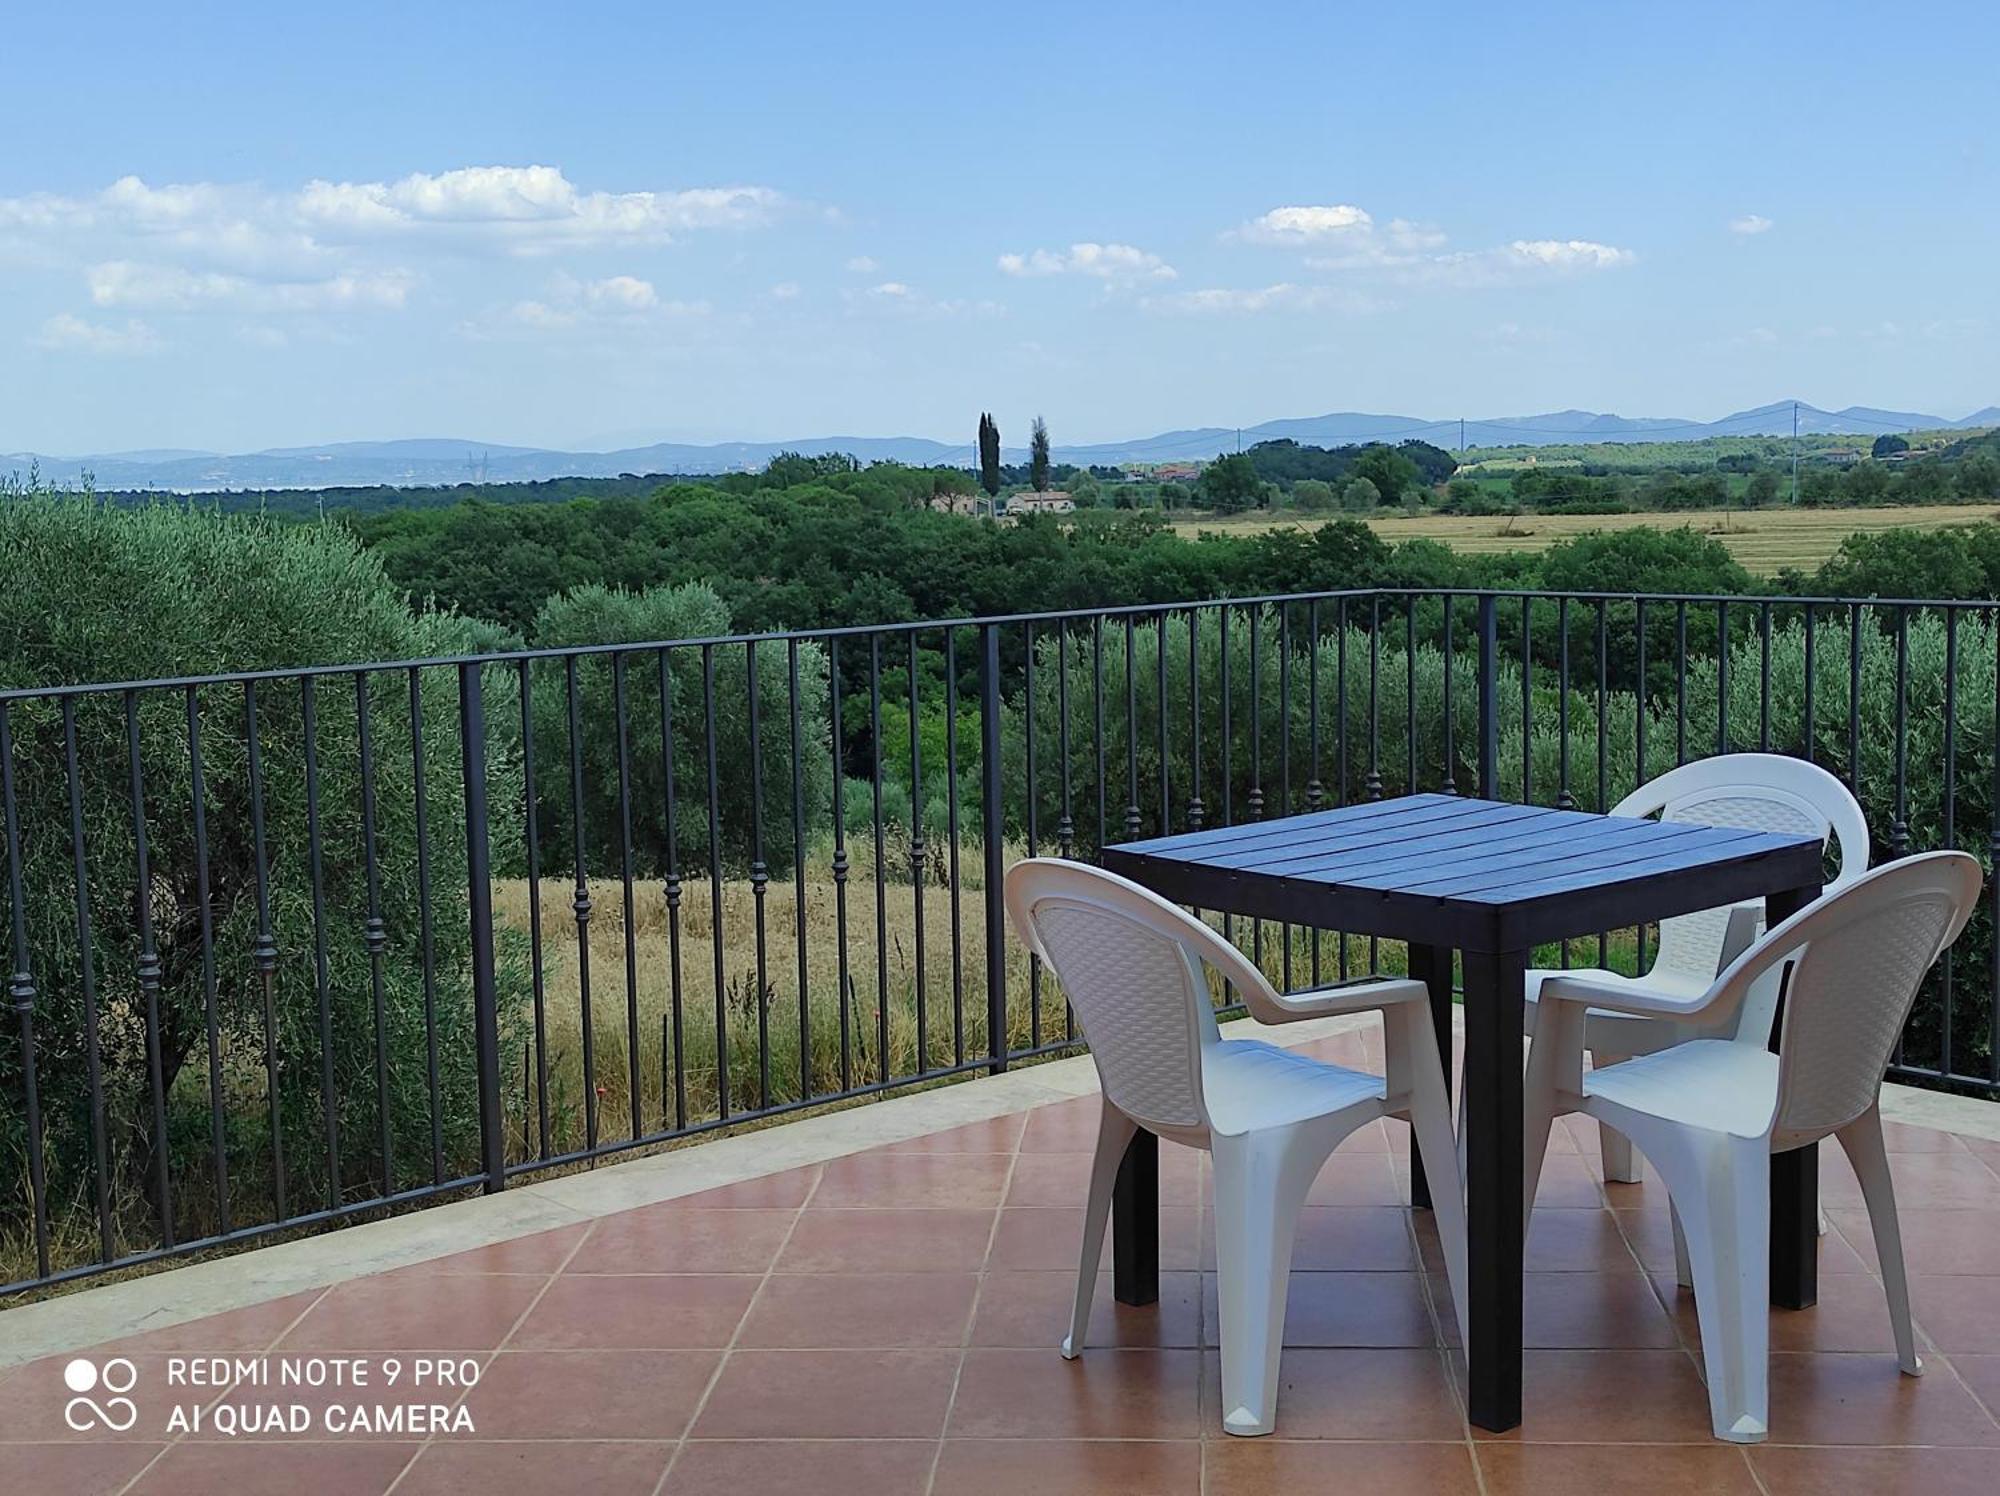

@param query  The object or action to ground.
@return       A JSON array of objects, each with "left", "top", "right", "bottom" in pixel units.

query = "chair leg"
[
  {"left": 1210, "top": 1122, "right": 1331, "bottom": 1436},
  {"left": 1834, "top": 1106, "right": 1922, "bottom": 1376},
  {"left": 1063, "top": 1098, "right": 1138, "bottom": 1360},
  {"left": 1643, "top": 1125, "right": 1771, "bottom": 1443},
  {"left": 1522, "top": 1000, "right": 1584, "bottom": 1221},
  {"left": 1589, "top": 1051, "right": 1644, "bottom": 1184},
  {"left": 1393, "top": 1002, "right": 1470, "bottom": 1345},
  {"left": 1670, "top": 1203, "right": 1694, "bottom": 1290}
]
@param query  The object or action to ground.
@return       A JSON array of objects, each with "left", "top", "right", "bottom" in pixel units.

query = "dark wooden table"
[{"left": 1101, "top": 792, "right": 1826, "bottom": 1433}]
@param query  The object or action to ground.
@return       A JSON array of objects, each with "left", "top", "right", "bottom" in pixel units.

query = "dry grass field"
[{"left": 1170, "top": 504, "right": 1999, "bottom": 573}]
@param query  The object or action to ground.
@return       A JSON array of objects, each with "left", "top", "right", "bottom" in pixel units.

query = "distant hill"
[{"left": 8, "top": 399, "right": 1992, "bottom": 491}]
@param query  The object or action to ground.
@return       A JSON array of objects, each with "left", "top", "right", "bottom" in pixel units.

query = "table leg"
[
  {"left": 1112, "top": 1129, "right": 1159, "bottom": 1306},
  {"left": 1407, "top": 942, "right": 1455, "bottom": 1211},
  {"left": 1766, "top": 881, "right": 1823, "bottom": 1311},
  {"left": 1462, "top": 946, "right": 1527, "bottom": 1433}
]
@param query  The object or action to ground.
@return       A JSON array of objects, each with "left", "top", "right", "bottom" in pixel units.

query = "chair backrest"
[
  {"left": 1005, "top": 859, "right": 1274, "bottom": 1135},
  {"left": 1696, "top": 851, "right": 1981, "bottom": 1143},
  {"left": 1612, "top": 754, "right": 1871, "bottom": 987}
]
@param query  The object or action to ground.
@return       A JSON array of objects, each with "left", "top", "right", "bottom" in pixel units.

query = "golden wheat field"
[
  {"left": 491, "top": 863, "right": 1394, "bottom": 1153},
  {"left": 1170, "top": 504, "right": 1998, "bottom": 573}
]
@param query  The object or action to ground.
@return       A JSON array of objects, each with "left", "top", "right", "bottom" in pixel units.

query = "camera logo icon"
[{"left": 62, "top": 1357, "right": 139, "bottom": 1432}]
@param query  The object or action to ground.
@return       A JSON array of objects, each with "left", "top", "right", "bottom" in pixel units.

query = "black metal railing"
[{"left": 4, "top": 586, "right": 1997, "bottom": 1294}]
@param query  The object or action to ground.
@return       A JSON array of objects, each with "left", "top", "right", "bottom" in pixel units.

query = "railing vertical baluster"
[
  {"left": 828, "top": 639, "right": 852, "bottom": 1093},
  {"left": 565, "top": 657, "right": 598, "bottom": 1144},
  {"left": 1219, "top": 606, "right": 1235, "bottom": 981},
  {"left": 1442, "top": 597, "right": 1457, "bottom": 796},
  {"left": 1477, "top": 594, "right": 1499, "bottom": 800},
  {"left": 1596, "top": 602, "right": 1610, "bottom": 964},
  {"left": 910, "top": 631, "right": 929, "bottom": 1071},
  {"left": 1556, "top": 598, "right": 1573, "bottom": 812},
  {"left": 746, "top": 643, "right": 770, "bottom": 1111},
  {"left": 1990, "top": 610, "right": 2000, "bottom": 1086},
  {"left": 1759, "top": 601, "right": 1773, "bottom": 750},
  {"left": 185, "top": 684, "right": 230, "bottom": 1229},
  {"left": 1717, "top": 601, "right": 1731, "bottom": 754},
  {"left": 616, "top": 653, "right": 647, "bottom": 1131},
  {"left": 1093, "top": 617, "right": 1107, "bottom": 855},
  {"left": 298, "top": 678, "right": 334, "bottom": 1218},
  {"left": 1365, "top": 597, "right": 1382, "bottom": 801},
  {"left": 701, "top": 645, "right": 727, "bottom": 1119},
  {"left": 1156, "top": 611, "right": 1171, "bottom": 836},
  {"left": 869, "top": 635, "right": 889, "bottom": 1082},
  {"left": 410, "top": 668, "right": 443, "bottom": 1182},
  {"left": 1634, "top": 600, "right": 1649, "bottom": 971},
  {"left": 1520, "top": 597, "right": 1533, "bottom": 803},
  {"left": 457, "top": 662, "right": 506, "bottom": 1195},
  {"left": 63, "top": 698, "right": 116, "bottom": 1257},
  {"left": 946, "top": 630, "right": 967, "bottom": 1061},
  {"left": 1941, "top": 610, "right": 1958, "bottom": 1074},
  {"left": 1279, "top": 603, "right": 1293, "bottom": 988},
  {"left": 1892, "top": 608, "right": 1910, "bottom": 860},
  {"left": 1849, "top": 603, "right": 1864, "bottom": 796},
  {"left": 517, "top": 661, "right": 551, "bottom": 1156},
  {"left": 1802, "top": 603, "right": 1817, "bottom": 763},
  {"left": 791, "top": 639, "right": 811, "bottom": 1099},
  {"left": 1127, "top": 616, "right": 1142, "bottom": 840},
  {"left": 980, "top": 624, "right": 1008, "bottom": 1070},
  {"left": 1675, "top": 602, "right": 1688, "bottom": 764},
  {"left": 1248, "top": 610, "right": 1263, "bottom": 968},
  {"left": 1307, "top": 601, "right": 1321, "bottom": 984},
  {"left": 1189, "top": 607, "right": 1206, "bottom": 835},
  {"left": 1058, "top": 620, "right": 1076, "bottom": 858},
  {"left": 243, "top": 683, "right": 287, "bottom": 1215},
  {"left": 1026, "top": 623, "right": 1041, "bottom": 1048},
  {"left": 0, "top": 702, "right": 50, "bottom": 1278},
  {"left": 1405, "top": 595, "right": 1417, "bottom": 794},
  {"left": 657, "top": 649, "right": 687, "bottom": 1131},
  {"left": 354, "top": 674, "right": 393, "bottom": 1195}
]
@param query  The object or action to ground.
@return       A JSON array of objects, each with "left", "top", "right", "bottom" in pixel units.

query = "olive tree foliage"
[
  {"left": 0, "top": 495, "right": 524, "bottom": 1267},
  {"left": 521, "top": 583, "right": 833, "bottom": 878}
]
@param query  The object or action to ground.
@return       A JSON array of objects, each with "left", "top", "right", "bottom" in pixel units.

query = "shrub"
[{"left": 0, "top": 495, "right": 524, "bottom": 1268}]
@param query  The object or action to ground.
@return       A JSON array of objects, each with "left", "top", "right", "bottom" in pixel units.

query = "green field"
[{"left": 1170, "top": 503, "right": 2000, "bottom": 574}]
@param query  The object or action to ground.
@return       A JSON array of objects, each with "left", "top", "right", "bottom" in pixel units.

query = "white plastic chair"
[
  {"left": 1004, "top": 858, "right": 1469, "bottom": 1437},
  {"left": 1521, "top": 850, "right": 1982, "bottom": 1443},
  {"left": 1523, "top": 753, "right": 1870, "bottom": 1186}
]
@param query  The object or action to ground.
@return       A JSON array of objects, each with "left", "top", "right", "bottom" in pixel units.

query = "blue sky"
[{"left": 3, "top": 1, "right": 1994, "bottom": 455}]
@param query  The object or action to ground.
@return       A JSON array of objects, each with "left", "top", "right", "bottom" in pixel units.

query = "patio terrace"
[{"left": 5, "top": 1013, "right": 2000, "bottom": 1496}]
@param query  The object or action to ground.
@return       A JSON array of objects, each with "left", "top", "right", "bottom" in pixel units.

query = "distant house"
[
  {"left": 1824, "top": 448, "right": 1862, "bottom": 466},
  {"left": 1152, "top": 463, "right": 1201, "bottom": 482},
  {"left": 928, "top": 493, "right": 984, "bottom": 515},
  {"left": 1007, "top": 492, "right": 1075, "bottom": 516}
]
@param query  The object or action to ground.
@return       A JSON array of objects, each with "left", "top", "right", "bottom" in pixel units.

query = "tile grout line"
[
  {"left": 921, "top": 1123, "right": 1027, "bottom": 1496},
  {"left": 649, "top": 1164, "right": 826, "bottom": 1496},
  {"left": 378, "top": 1216, "right": 602, "bottom": 1495},
  {"left": 108, "top": 1281, "right": 339, "bottom": 1495}
]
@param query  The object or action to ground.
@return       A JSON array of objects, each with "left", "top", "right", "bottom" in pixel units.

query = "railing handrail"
[{"left": 7, "top": 583, "right": 1995, "bottom": 704}]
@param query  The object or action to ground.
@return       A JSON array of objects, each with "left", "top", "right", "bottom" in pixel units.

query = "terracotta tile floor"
[{"left": 6, "top": 1032, "right": 2000, "bottom": 1495}]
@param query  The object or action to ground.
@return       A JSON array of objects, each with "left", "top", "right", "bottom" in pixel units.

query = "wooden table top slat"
[{"left": 1101, "top": 793, "right": 1825, "bottom": 954}]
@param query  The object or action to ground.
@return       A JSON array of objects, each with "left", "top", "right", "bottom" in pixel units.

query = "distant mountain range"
[{"left": 9, "top": 400, "right": 1997, "bottom": 492}]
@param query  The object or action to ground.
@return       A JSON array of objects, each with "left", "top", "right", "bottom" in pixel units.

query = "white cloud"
[
  {"left": 1229, "top": 204, "right": 1374, "bottom": 244},
  {"left": 1730, "top": 214, "right": 1774, "bottom": 235},
  {"left": 844, "top": 255, "right": 879, "bottom": 273},
  {"left": 768, "top": 281, "right": 801, "bottom": 299},
  {"left": 1237, "top": 201, "right": 1634, "bottom": 287},
  {"left": 869, "top": 281, "right": 912, "bottom": 297},
  {"left": 86, "top": 260, "right": 415, "bottom": 311},
  {"left": 997, "top": 242, "right": 1175, "bottom": 283},
  {"left": 295, "top": 166, "right": 782, "bottom": 250},
  {"left": 34, "top": 313, "right": 159, "bottom": 354},
  {"left": 581, "top": 274, "right": 658, "bottom": 311},
  {"left": 842, "top": 282, "right": 1002, "bottom": 319},
  {"left": 1142, "top": 283, "right": 1385, "bottom": 316}
]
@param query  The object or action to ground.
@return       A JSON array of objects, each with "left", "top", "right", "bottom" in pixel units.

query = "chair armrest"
[{"left": 1247, "top": 975, "right": 1428, "bottom": 1024}]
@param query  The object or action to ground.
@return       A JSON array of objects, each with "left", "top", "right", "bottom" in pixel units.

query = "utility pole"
[
  {"left": 1459, "top": 416, "right": 1466, "bottom": 455},
  {"left": 1790, "top": 401, "right": 1799, "bottom": 506},
  {"left": 1235, "top": 427, "right": 1242, "bottom": 454}
]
